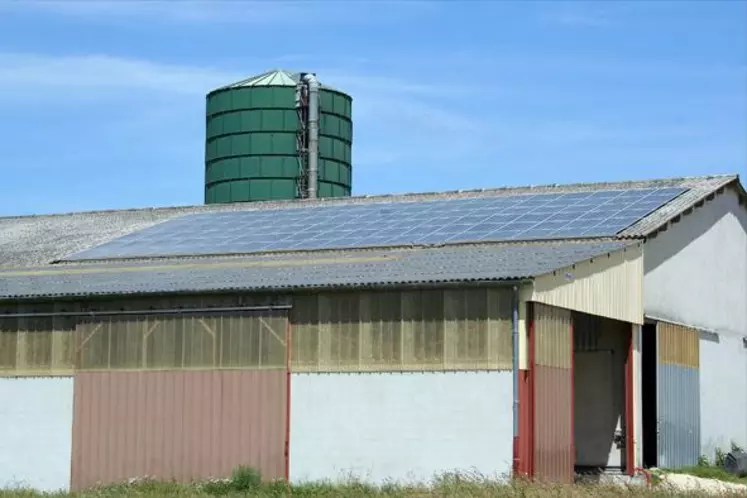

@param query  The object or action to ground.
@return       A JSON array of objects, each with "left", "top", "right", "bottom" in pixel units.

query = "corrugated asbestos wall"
[
  {"left": 532, "top": 303, "right": 573, "bottom": 483},
  {"left": 1, "top": 289, "right": 512, "bottom": 376},
  {"left": 289, "top": 287, "right": 516, "bottom": 484},
  {"left": 0, "top": 297, "right": 290, "bottom": 490},
  {"left": 657, "top": 321, "right": 700, "bottom": 469},
  {"left": 0, "top": 287, "right": 515, "bottom": 489},
  {"left": 0, "top": 295, "right": 285, "bottom": 376},
  {"left": 290, "top": 371, "right": 513, "bottom": 484},
  {"left": 291, "top": 288, "right": 513, "bottom": 372},
  {"left": 72, "top": 370, "right": 286, "bottom": 489},
  {"left": 532, "top": 243, "right": 643, "bottom": 325},
  {"left": 0, "top": 377, "right": 74, "bottom": 492}
]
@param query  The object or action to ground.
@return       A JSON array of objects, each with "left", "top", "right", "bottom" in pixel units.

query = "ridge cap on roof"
[{"left": 1, "top": 173, "right": 740, "bottom": 221}]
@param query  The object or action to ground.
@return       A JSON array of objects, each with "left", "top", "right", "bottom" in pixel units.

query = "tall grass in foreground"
[{"left": 1, "top": 467, "right": 744, "bottom": 497}]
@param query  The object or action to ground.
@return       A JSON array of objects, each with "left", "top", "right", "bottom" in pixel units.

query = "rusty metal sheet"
[{"left": 71, "top": 370, "right": 287, "bottom": 490}]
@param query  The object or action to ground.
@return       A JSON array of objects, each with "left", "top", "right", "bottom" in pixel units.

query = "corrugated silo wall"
[
  {"left": 0, "top": 297, "right": 289, "bottom": 491},
  {"left": 288, "top": 288, "right": 515, "bottom": 484}
]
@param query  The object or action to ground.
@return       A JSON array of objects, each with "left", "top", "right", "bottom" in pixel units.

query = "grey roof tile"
[
  {"left": 0, "top": 241, "right": 633, "bottom": 300},
  {"left": 0, "top": 174, "right": 741, "bottom": 268}
]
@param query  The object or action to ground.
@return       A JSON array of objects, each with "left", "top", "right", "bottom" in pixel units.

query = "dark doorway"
[{"left": 642, "top": 322, "right": 658, "bottom": 468}]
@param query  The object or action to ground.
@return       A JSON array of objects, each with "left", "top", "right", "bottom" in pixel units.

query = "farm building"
[{"left": 0, "top": 173, "right": 745, "bottom": 491}]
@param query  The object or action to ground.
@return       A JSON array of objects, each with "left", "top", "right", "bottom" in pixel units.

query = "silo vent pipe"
[{"left": 303, "top": 73, "right": 320, "bottom": 199}]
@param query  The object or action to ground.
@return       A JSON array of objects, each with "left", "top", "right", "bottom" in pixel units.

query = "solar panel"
[{"left": 66, "top": 187, "right": 687, "bottom": 260}]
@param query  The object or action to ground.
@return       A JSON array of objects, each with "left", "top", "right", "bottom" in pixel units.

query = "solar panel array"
[{"left": 67, "top": 187, "right": 687, "bottom": 261}]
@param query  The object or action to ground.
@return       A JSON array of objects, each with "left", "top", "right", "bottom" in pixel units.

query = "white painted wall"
[
  {"left": 0, "top": 377, "right": 74, "bottom": 492},
  {"left": 644, "top": 187, "right": 747, "bottom": 459},
  {"left": 699, "top": 332, "right": 747, "bottom": 459},
  {"left": 644, "top": 188, "right": 747, "bottom": 335},
  {"left": 290, "top": 371, "right": 513, "bottom": 485}
]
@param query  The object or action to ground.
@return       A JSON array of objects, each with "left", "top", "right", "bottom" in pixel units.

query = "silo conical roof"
[
  {"left": 219, "top": 69, "right": 298, "bottom": 88},
  {"left": 212, "top": 69, "right": 342, "bottom": 93}
]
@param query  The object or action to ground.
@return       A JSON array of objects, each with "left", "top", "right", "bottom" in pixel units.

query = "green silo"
[{"left": 205, "top": 69, "right": 353, "bottom": 204}]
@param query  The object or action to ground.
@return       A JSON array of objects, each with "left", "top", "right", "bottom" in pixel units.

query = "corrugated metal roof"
[
  {"left": 215, "top": 69, "right": 298, "bottom": 89},
  {"left": 0, "top": 174, "right": 740, "bottom": 268},
  {"left": 0, "top": 241, "right": 632, "bottom": 300},
  {"left": 210, "top": 69, "right": 343, "bottom": 93}
]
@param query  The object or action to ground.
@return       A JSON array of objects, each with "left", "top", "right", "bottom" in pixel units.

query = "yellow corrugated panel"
[
  {"left": 533, "top": 303, "right": 572, "bottom": 369},
  {"left": 0, "top": 296, "right": 288, "bottom": 375},
  {"left": 0, "top": 288, "right": 515, "bottom": 375},
  {"left": 658, "top": 321, "right": 699, "bottom": 368},
  {"left": 532, "top": 243, "right": 643, "bottom": 325},
  {"left": 291, "top": 287, "right": 513, "bottom": 372}
]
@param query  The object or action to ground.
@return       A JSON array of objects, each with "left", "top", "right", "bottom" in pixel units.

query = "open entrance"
[
  {"left": 572, "top": 311, "right": 632, "bottom": 479},
  {"left": 641, "top": 321, "right": 658, "bottom": 468}
]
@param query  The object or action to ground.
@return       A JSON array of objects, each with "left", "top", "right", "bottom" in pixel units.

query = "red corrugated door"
[{"left": 531, "top": 302, "right": 574, "bottom": 484}]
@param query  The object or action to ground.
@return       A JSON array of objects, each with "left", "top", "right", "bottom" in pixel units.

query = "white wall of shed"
[
  {"left": 644, "top": 187, "right": 747, "bottom": 335},
  {"left": 289, "top": 371, "right": 513, "bottom": 485},
  {"left": 644, "top": 187, "right": 747, "bottom": 459},
  {"left": 0, "top": 377, "right": 74, "bottom": 492},
  {"left": 699, "top": 332, "right": 747, "bottom": 460},
  {"left": 532, "top": 243, "right": 644, "bottom": 325}
]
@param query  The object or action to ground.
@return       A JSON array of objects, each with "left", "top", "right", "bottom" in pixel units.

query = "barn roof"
[
  {"left": 0, "top": 240, "right": 633, "bottom": 300},
  {"left": 0, "top": 174, "right": 742, "bottom": 300},
  {"left": 0, "top": 174, "right": 740, "bottom": 269}
]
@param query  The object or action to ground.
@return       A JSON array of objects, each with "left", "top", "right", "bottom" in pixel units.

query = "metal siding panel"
[
  {"left": 532, "top": 303, "right": 573, "bottom": 483},
  {"left": 534, "top": 365, "right": 573, "bottom": 482},
  {"left": 657, "top": 364, "right": 701, "bottom": 469},
  {"left": 71, "top": 370, "right": 286, "bottom": 490},
  {"left": 289, "top": 371, "right": 513, "bottom": 484},
  {"left": 532, "top": 243, "right": 644, "bottom": 325},
  {"left": 656, "top": 320, "right": 701, "bottom": 469},
  {"left": 0, "top": 377, "right": 74, "bottom": 492},
  {"left": 658, "top": 322, "right": 699, "bottom": 368}
]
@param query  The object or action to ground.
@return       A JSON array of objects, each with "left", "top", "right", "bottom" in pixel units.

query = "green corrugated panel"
[{"left": 205, "top": 71, "right": 353, "bottom": 204}]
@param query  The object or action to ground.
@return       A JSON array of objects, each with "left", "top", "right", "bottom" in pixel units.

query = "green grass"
[
  {"left": 3, "top": 465, "right": 747, "bottom": 498},
  {"left": 1, "top": 476, "right": 745, "bottom": 498}
]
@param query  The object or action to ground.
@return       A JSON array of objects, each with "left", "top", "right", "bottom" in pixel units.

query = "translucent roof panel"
[{"left": 65, "top": 187, "right": 687, "bottom": 261}]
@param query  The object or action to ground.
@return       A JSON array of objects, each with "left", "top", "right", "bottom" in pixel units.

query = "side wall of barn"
[
  {"left": 288, "top": 287, "right": 515, "bottom": 484},
  {"left": 1, "top": 287, "right": 517, "bottom": 488},
  {"left": 644, "top": 186, "right": 747, "bottom": 460}
]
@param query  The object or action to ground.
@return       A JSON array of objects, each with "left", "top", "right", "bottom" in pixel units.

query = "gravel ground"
[{"left": 659, "top": 472, "right": 747, "bottom": 495}]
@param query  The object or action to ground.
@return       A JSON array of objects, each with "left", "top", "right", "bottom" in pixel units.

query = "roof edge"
[
  {"left": 638, "top": 175, "right": 744, "bottom": 238},
  {"left": 2, "top": 173, "right": 740, "bottom": 221}
]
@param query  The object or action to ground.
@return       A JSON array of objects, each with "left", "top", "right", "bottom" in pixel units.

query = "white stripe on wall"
[
  {"left": 290, "top": 371, "right": 513, "bottom": 485},
  {"left": 0, "top": 377, "right": 74, "bottom": 492}
]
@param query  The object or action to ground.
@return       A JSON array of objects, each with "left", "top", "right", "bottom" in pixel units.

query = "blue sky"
[{"left": 0, "top": 0, "right": 744, "bottom": 215}]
